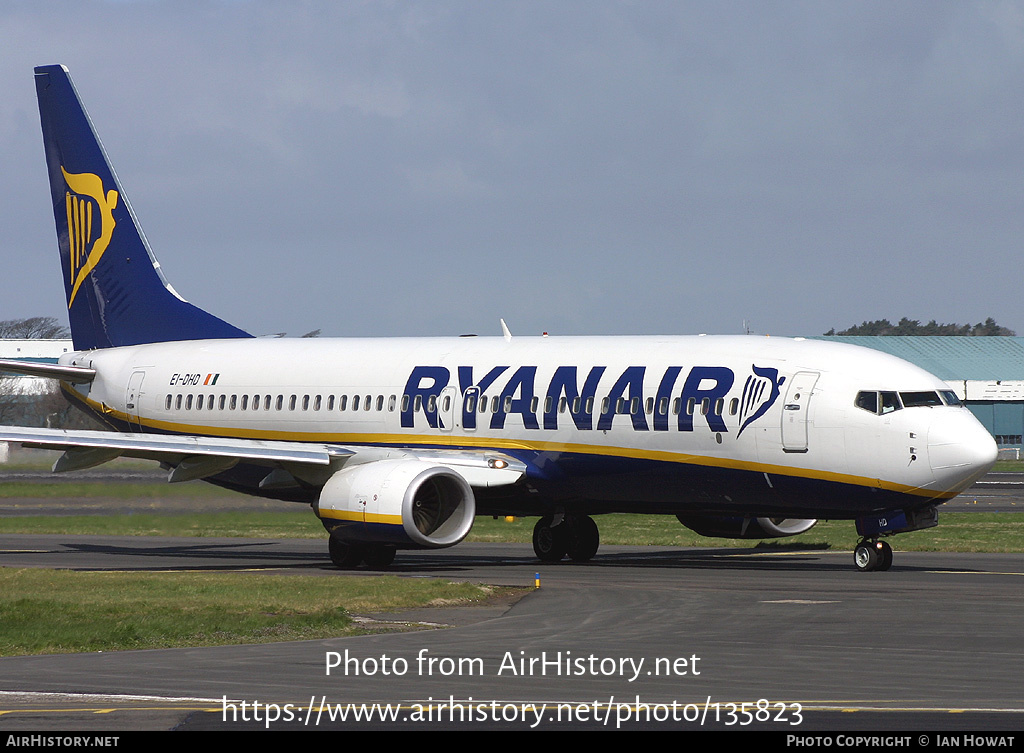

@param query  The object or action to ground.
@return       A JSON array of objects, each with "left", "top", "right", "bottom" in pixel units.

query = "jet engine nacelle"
[
  {"left": 316, "top": 459, "right": 475, "bottom": 548},
  {"left": 676, "top": 514, "right": 816, "bottom": 539}
]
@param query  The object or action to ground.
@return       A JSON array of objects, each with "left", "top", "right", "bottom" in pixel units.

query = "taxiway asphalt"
[{"left": 0, "top": 536, "right": 1022, "bottom": 731}]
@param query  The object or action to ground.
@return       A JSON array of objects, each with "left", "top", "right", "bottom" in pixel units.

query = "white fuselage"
[{"left": 58, "top": 334, "right": 996, "bottom": 519}]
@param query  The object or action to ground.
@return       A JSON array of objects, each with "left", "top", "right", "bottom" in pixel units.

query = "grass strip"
[
  {"left": 0, "top": 569, "right": 512, "bottom": 655},
  {"left": 0, "top": 481, "right": 245, "bottom": 499},
  {"left": 470, "top": 513, "right": 1024, "bottom": 552},
  {"left": 0, "top": 510, "right": 324, "bottom": 538},
  {"left": 0, "top": 511, "right": 1022, "bottom": 552}
]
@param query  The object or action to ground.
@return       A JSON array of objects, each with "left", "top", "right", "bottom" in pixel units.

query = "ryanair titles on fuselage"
[{"left": 400, "top": 363, "right": 787, "bottom": 436}]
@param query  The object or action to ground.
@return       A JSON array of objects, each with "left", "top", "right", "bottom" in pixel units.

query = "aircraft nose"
[{"left": 928, "top": 409, "right": 998, "bottom": 495}]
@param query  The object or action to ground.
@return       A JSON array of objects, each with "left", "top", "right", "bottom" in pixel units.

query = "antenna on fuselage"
[{"left": 500, "top": 319, "right": 512, "bottom": 342}]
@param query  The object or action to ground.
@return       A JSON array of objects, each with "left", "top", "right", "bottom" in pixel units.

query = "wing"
[{"left": 0, "top": 424, "right": 525, "bottom": 487}]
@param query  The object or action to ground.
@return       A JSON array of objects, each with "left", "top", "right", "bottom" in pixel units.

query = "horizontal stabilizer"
[{"left": 0, "top": 358, "right": 96, "bottom": 383}]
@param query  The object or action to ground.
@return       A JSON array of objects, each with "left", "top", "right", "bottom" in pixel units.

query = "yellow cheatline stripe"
[
  {"left": 65, "top": 388, "right": 958, "bottom": 500},
  {"left": 318, "top": 509, "right": 403, "bottom": 525}
]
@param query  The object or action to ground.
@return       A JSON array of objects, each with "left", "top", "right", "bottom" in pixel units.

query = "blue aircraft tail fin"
[{"left": 34, "top": 65, "right": 252, "bottom": 350}]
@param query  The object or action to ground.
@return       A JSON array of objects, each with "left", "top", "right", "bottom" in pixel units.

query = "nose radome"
[{"left": 928, "top": 409, "right": 998, "bottom": 494}]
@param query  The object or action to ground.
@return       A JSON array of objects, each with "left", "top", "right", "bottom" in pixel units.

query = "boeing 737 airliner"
[{"left": 0, "top": 66, "right": 998, "bottom": 572}]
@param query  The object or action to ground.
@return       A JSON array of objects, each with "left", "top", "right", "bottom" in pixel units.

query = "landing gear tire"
[
  {"left": 854, "top": 540, "right": 878, "bottom": 571},
  {"left": 363, "top": 545, "right": 397, "bottom": 570},
  {"left": 877, "top": 540, "right": 893, "bottom": 571},
  {"left": 533, "top": 516, "right": 568, "bottom": 562},
  {"left": 329, "top": 538, "right": 364, "bottom": 569},
  {"left": 854, "top": 539, "right": 892, "bottom": 572},
  {"left": 566, "top": 515, "right": 600, "bottom": 562}
]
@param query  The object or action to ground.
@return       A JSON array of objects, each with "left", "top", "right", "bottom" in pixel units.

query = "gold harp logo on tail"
[{"left": 62, "top": 167, "right": 118, "bottom": 308}]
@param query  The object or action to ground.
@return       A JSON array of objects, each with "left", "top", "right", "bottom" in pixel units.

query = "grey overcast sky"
[{"left": 2, "top": 1, "right": 1023, "bottom": 339}]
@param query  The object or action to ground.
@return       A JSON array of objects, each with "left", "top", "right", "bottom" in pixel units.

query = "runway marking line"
[
  {"left": 3, "top": 692, "right": 1024, "bottom": 717},
  {"left": 0, "top": 549, "right": 49, "bottom": 553}
]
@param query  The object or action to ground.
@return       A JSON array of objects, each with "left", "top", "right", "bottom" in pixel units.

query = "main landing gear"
[
  {"left": 854, "top": 539, "right": 893, "bottom": 572},
  {"left": 329, "top": 537, "right": 397, "bottom": 570},
  {"left": 532, "top": 514, "right": 600, "bottom": 563}
]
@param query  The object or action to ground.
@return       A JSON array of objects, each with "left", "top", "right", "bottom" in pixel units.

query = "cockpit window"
[
  {"left": 880, "top": 391, "right": 901, "bottom": 414},
  {"left": 857, "top": 389, "right": 954, "bottom": 415},
  {"left": 899, "top": 391, "right": 942, "bottom": 408},
  {"left": 855, "top": 391, "right": 878, "bottom": 414}
]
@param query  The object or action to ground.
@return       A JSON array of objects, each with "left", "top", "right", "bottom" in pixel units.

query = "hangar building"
[{"left": 817, "top": 336, "right": 1024, "bottom": 451}]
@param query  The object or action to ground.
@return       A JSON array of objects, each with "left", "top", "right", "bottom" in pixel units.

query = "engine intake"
[
  {"left": 676, "top": 514, "right": 816, "bottom": 539},
  {"left": 316, "top": 459, "right": 475, "bottom": 548}
]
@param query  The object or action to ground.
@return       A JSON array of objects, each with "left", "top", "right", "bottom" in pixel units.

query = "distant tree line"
[
  {"left": 0, "top": 317, "right": 69, "bottom": 339},
  {"left": 825, "top": 317, "right": 1015, "bottom": 337},
  {"left": 0, "top": 317, "right": 92, "bottom": 429}
]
